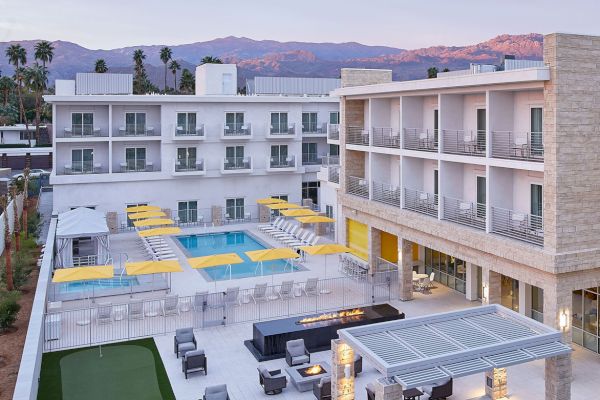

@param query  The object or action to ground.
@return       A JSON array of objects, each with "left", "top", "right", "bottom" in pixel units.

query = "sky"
[{"left": 2, "top": 0, "right": 600, "bottom": 49}]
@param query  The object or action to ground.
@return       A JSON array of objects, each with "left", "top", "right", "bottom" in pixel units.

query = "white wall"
[
  {"left": 422, "top": 95, "right": 438, "bottom": 131},
  {"left": 513, "top": 90, "right": 544, "bottom": 133},
  {"left": 112, "top": 105, "right": 161, "bottom": 135},
  {"left": 371, "top": 153, "right": 399, "bottom": 185},
  {"left": 112, "top": 141, "right": 161, "bottom": 171},
  {"left": 54, "top": 105, "right": 110, "bottom": 137},
  {"left": 195, "top": 64, "right": 237, "bottom": 95},
  {"left": 462, "top": 93, "right": 486, "bottom": 133}
]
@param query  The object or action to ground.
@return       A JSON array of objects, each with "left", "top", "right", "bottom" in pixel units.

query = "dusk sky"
[{"left": 2, "top": 0, "right": 600, "bottom": 49}]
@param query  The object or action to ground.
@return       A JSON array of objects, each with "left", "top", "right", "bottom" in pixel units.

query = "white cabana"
[{"left": 55, "top": 207, "right": 110, "bottom": 267}]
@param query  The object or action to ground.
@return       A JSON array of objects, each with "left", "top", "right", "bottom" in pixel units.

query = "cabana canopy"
[
  {"left": 295, "top": 216, "right": 336, "bottom": 223},
  {"left": 280, "top": 209, "right": 318, "bottom": 217},
  {"left": 267, "top": 203, "right": 303, "bottom": 210},
  {"left": 138, "top": 227, "right": 182, "bottom": 237},
  {"left": 127, "top": 211, "right": 166, "bottom": 220},
  {"left": 245, "top": 248, "right": 300, "bottom": 262},
  {"left": 52, "top": 265, "right": 114, "bottom": 283},
  {"left": 126, "top": 205, "right": 161, "bottom": 213},
  {"left": 257, "top": 198, "right": 287, "bottom": 205},
  {"left": 125, "top": 260, "right": 183, "bottom": 275},
  {"left": 55, "top": 207, "right": 111, "bottom": 268},
  {"left": 133, "top": 218, "right": 174, "bottom": 227},
  {"left": 299, "top": 244, "right": 351, "bottom": 255},
  {"left": 188, "top": 253, "right": 244, "bottom": 269}
]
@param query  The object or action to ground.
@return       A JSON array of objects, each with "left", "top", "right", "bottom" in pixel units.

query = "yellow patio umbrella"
[
  {"left": 133, "top": 218, "right": 174, "bottom": 227},
  {"left": 125, "top": 260, "right": 183, "bottom": 293},
  {"left": 280, "top": 209, "right": 318, "bottom": 217},
  {"left": 266, "top": 203, "right": 304, "bottom": 210},
  {"left": 299, "top": 244, "right": 352, "bottom": 289},
  {"left": 127, "top": 211, "right": 167, "bottom": 220},
  {"left": 188, "top": 253, "right": 244, "bottom": 282},
  {"left": 52, "top": 265, "right": 114, "bottom": 282},
  {"left": 257, "top": 198, "right": 287, "bottom": 205},
  {"left": 138, "top": 227, "right": 182, "bottom": 237},
  {"left": 295, "top": 216, "right": 336, "bottom": 224},
  {"left": 126, "top": 205, "right": 161, "bottom": 213},
  {"left": 246, "top": 248, "right": 300, "bottom": 280}
]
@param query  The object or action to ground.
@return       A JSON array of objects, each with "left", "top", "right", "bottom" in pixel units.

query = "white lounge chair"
[
  {"left": 303, "top": 278, "right": 319, "bottom": 297},
  {"left": 96, "top": 302, "right": 113, "bottom": 324},
  {"left": 163, "top": 295, "right": 180, "bottom": 316},
  {"left": 277, "top": 280, "right": 295, "bottom": 300},
  {"left": 224, "top": 287, "right": 240, "bottom": 307},
  {"left": 129, "top": 300, "right": 144, "bottom": 320},
  {"left": 251, "top": 283, "right": 269, "bottom": 303}
]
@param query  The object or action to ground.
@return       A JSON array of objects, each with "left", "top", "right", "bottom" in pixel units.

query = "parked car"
[{"left": 12, "top": 169, "right": 50, "bottom": 179}]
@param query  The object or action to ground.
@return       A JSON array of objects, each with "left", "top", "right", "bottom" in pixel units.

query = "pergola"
[{"left": 334, "top": 304, "right": 571, "bottom": 400}]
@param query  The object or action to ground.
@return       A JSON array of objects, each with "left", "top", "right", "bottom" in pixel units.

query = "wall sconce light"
[
  {"left": 482, "top": 283, "right": 489, "bottom": 302},
  {"left": 559, "top": 311, "right": 568, "bottom": 330},
  {"left": 344, "top": 364, "right": 352, "bottom": 379}
]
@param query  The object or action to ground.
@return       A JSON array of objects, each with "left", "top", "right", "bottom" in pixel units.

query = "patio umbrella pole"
[
  {"left": 320, "top": 255, "right": 332, "bottom": 294},
  {"left": 99, "top": 344, "right": 103, "bottom": 358}
]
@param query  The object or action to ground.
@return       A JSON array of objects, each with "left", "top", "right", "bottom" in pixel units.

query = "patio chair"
[
  {"left": 258, "top": 216, "right": 282, "bottom": 231},
  {"left": 174, "top": 327, "right": 197, "bottom": 358},
  {"left": 251, "top": 283, "right": 269, "bottom": 303},
  {"left": 128, "top": 300, "right": 144, "bottom": 320},
  {"left": 203, "top": 384, "right": 230, "bottom": 400},
  {"left": 313, "top": 376, "right": 331, "bottom": 400},
  {"left": 277, "top": 280, "right": 295, "bottom": 300},
  {"left": 423, "top": 378, "right": 453, "bottom": 400},
  {"left": 182, "top": 349, "right": 207, "bottom": 378},
  {"left": 285, "top": 339, "right": 310, "bottom": 366},
  {"left": 224, "top": 287, "right": 240, "bottom": 307},
  {"left": 420, "top": 277, "right": 431, "bottom": 294},
  {"left": 96, "top": 302, "right": 112, "bottom": 324},
  {"left": 193, "top": 291, "right": 208, "bottom": 312},
  {"left": 262, "top": 219, "right": 285, "bottom": 233},
  {"left": 303, "top": 278, "right": 319, "bottom": 297},
  {"left": 258, "top": 365, "right": 287, "bottom": 395},
  {"left": 162, "top": 295, "right": 180, "bottom": 316}
]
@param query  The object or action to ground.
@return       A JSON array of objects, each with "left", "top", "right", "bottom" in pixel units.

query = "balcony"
[
  {"left": 491, "top": 206, "right": 543, "bottom": 246},
  {"left": 62, "top": 161, "right": 107, "bottom": 175},
  {"left": 372, "top": 128, "right": 400, "bottom": 149},
  {"left": 60, "top": 125, "right": 108, "bottom": 138},
  {"left": 372, "top": 181, "right": 400, "bottom": 207},
  {"left": 267, "top": 155, "right": 297, "bottom": 172},
  {"left": 442, "top": 196, "right": 486, "bottom": 230},
  {"left": 174, "top": 158, "right": 205, "bottom": 174},
  {"left": 223, "top": 123, "right": 252, "bottom": 139},
  {"left": 114, "top": 124, "right": 160, "bottom": 137},
  {"left": 222, "top": 156, "right": 252, "bottom": 173},
  {"left": 347, "top": 175, "right": 369, "bottom": 198},
  {"left": 302, "top": 122, "right": 327, "bottom": 135},
  {"left": 403, "top": 128, "right": 438, "bottom": 152},
  {"left": 268, "top": 123, "right": 295, "bottom": 138},
  {"left": 491, "top": 131, "right": 544, "bottom": 162},
  {"left": 116, "top": 160, "right": 156, "bottom": 173},
  {"left": 347, "top": 126, "right": 369, "bottom": 146},
  {"left": 403, "top": 188, "right": 438, "bottom": 218},
  {"left": 442, "top": 130, "right": 486, "bottom": 156},
  {"left": 327, "top": 124, "right": 340, "bottom": 141},
  {"left": 322, "top": 155, "right": 340, "bottom": 166},
  {"left": 174, "top": 124, "right": 205, "bottom": 139},
  {"left": 302, "top": 154, "right": 324, "bottom": 166},
  {"left": 327, "top": 166, "right": 340, "bottom": 184}
]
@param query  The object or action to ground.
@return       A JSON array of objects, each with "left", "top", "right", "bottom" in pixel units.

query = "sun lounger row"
[
  {"left": 94, "top": 294, "right": 182, "bottom": 324},
  {"left": 339, "top": 254, "right": 368, "bottom": 280},
  {"left": 140, "top": 236, "right": 177, "bottom": 261}
]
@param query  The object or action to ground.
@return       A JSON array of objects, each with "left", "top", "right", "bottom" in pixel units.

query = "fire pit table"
[{"left": 286, "top": 361, "right": 331, "bottom": 392}]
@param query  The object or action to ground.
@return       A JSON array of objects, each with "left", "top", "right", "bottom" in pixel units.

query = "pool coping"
[{"left": 173, "top": 229, "right": 307, "bottom": 282}]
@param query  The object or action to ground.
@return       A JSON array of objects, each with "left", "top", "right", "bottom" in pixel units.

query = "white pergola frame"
[{"left": 338, "top": 304, "right": 571, "bottom": 389}]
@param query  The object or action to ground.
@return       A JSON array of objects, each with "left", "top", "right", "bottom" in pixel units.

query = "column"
[
  {"left": 258, "top": 204, "right": 270, "bottom": 223},
  {"left": 399, "top": 238, "right": 413, "bottom": 301},
  {"left": 331, "top": 339, "right": 355, "bottom": 400},
  {"left": 482, "top": 267, "right": 501, "bottom": 305},
  {"left": 465, "top": 262, "right": 479, "bottom": 301},
  {"left": 211, "top": 205, "right": 223, "bottom": 226},
  {"left": 519, "top": 282, "right": 532, "bottom": 318},
  {"left": 545, "top": 354, "right": 571, "bottom": 400},
  {"left": 543, "top": 279, "right": 572, "bottom": 343},
  {"left": 371, "top": 377, "right": 402, "bottom": 400},
  {"left": 368, "top": 227, "right": 381, "bottom": 274},
  {"left": 485, "top": 368, "right": 507, "bottom": 399}
]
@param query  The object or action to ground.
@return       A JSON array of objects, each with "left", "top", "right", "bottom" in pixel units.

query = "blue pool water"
[
  {"left": 59, "top": 276, "right": 140, "bottom": 293},
  {"left": 177, "top": 231, "right": 299, "bottom": 281}
]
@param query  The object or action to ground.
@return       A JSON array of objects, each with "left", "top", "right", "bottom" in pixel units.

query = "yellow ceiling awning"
[
  {"left": 125, "top": 260, "right": 183, "bottom": 275},
  {"left": 133, "top": 218, "right": 174, "bottom": 227},
  {"left": 52, "top": 265, "right": 114, "bottom": 283},
  {"left": 126, "top": 205, "right": 161, "bottom": 213},
  {"left": 188, "top": 253, "right": 244, "bottom": 269},
  {"left": 267, "top": 203, "right": 303, "bottom": 210},
  {"left": 296, "top": 216, "right": 336, "bottom": 224},
  {"left": 128, "top": 211, "right": 167, "bottom": 220},
  {"left": 280, "top": 209, "right": 318, "bottom": 217},
  {"left": 299, "top": 244, "right": 352, "bottom": 256},
  {"left": 138, "top": 227, "right": 182, "bottom": 237},
  {"left": 245, "top": 248, "right": 300, "bottom": 262},
  {"left": 257, "top": 198, "right": 287, "bottom": 205}
]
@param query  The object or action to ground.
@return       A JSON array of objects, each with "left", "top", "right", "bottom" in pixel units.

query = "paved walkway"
[{"left": 36, "top": 187, "right": 53, "bottom": 245}]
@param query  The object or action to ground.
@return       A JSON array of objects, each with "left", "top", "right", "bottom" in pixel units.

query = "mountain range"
[{"left": 0, "top": 34, "right": 544, "bottom": 89}]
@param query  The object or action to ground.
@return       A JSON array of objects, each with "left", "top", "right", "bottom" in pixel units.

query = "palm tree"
[
  {"left": 1, "top": 195, "right": 13, "bottom": 291},
  {"left": 179, "top": 68, "right": 195, "bottom": 94},
  {"left": 94, "top": 59, "right": 108, "bottom": 73},
  {"left": 34, "top": 41, "right": 54, "bottom": 68},
  {"left": 427, "top": 67, "right": 439, "bottom": 79},
  {"left": 0, "top": 76, "right": 15, "bottom": 106},
  {"left": 5, "top": 44, "right": 27, "bottom": 125},
  {"left": 24, "top": 64, "right": 48, "bottom": 144},
  {"left": 200, "top": 56, "right": 223, "bottom": 64},
  {"left": 169, "top": 60, "right": 181, "bottom": 94},
  {"left": 21, "top": 168, "right": 29, "bottom": 239},
  {"left": 10, "top": 184, "right": 20, "bottom": 252},
  {"left": 132, "top": 49, "right": 150, "bottom": 94},
  {"left": 159, "top": 47, "right": 172, "bottom": 92}
]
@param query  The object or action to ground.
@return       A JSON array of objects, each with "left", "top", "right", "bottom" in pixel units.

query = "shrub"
[
  {"left": 27, "top": 211, "right": 41, "bottom": 238},
  {"left": 0, "top": 291, "right": 20, "bottom": 331},
  {"left": 0, "top": 252, "right": 31, "bottom": 290}
]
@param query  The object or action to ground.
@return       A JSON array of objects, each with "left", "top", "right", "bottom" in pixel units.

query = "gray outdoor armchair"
[
  {"left": 257, "top": 365, "right": 287, "bottom": 395},
  {"left": 174, "top": 327, "right": 197, "bottom": 358},
  {"left": 203, "top": 384, "right": 230, "bottom": 400},
  {"left": 423, "top": 378, "right": 453, "bottom": 399},
  {"left": 313, "top": 376, "right": 331, "bottom": 400},
  {"left": 182, "top": 349, "right": 206, "bottom": 378},
  {"left": 285, "top": 338, "right": 310, "bottom": 366}
]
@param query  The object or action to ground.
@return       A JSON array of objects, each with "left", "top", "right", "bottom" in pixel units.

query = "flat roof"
[
  {"left": 339, "top": 304, "right": 570, "bottom": 389},
  {"left": 43, "top": 94, "right": 339, "bottom": 104}
]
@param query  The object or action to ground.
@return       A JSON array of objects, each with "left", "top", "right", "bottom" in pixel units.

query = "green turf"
[{"left": 38, "top": 338, "right": 175, "bottom": 400}]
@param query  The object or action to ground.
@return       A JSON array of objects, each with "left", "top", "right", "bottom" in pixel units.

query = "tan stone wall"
[{"left": 340, "top": 68, "right": 392, "bottom": 88}]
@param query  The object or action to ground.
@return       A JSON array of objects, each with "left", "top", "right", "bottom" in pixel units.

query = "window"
[
  {"left": 19, "top": 131, "right": 32, "bottom": 140},
  {"left": 302, "top": 181, "right": 319, "bottom": 205},
  {"left": 270, "top": 112, "right": 289, "bottom": 134},
  {"left": 424, "top": 246, "right": 466, "bottom": 294},
  {"left": 302, "top": 112, "right": 318, "bottom": 133},
  {"left": 476, "top": 176, "right": 486, "bottom": 218},
  {"left": 531, "top": 107, "right": 543, "bottom": 155},
  {"left": 225, "top": 146, "right": 245, "bottom": 169},
  {"left": 302, "top": 143, "right": 318, "bottom": 165},
  {"left": 433, "top": 109, "right": 439, "bottom": 144},
  {"left": 71, "top": 112, "right": 94, "bottom": 135},
  {"left": 500, "top": 274, "right": 519, "bottom": 312},
  {"left": 178, "top": 201, "right": 198, "bottom": 223},
  {"left": 125, "top": 112, "right": 146, "bottom": 135},
  {"left": 325, "top": 205, "right": 334, "bottom": 219},
  {"left": 476, "top": 108, "right": 486, "bottom": 150},
  {"left": 225, "top": 112, "right": 244, "bottom": 133},
  {"left": 329, "top": 112, "right": 340, "bottom": 125},
  {"left": 531, "top": 183, "right": 543, "bottom": 229},
  {"left": 329, "top": 144, "right": 339, "bottom": 157},
  {"left": 176, "top": 112, "right": 197, "bottom": 135},
  {"left": 270, "top": 145, "right": 289, "bottom": 167},
  {"left": 71, "top": 149, "right": 94, "bottom": 173},
  {"left": 531, "top": 286, "right": 544, "bottom": 322},
  {"left": 125, "top": 147, "right": 146, "bottom": 171},
  {"left": 433, "top": 169, "right": 439, "bottom": 196},
  {"left": 225, "top": 198, "right": 244, "bottom": 220},
  {"left": 177, "top": 147, "right": 197, "bottom": 171}
]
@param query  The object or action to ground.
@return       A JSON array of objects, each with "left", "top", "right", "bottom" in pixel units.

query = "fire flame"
[
  {"left": 298, "top": 309, "right": 365, "bottom": 324},
  {"left": 304, "top": 365, "right": 323, "bottom": 375}
]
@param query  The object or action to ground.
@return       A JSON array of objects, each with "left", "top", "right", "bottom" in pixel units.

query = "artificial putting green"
[{"left": 38, "top": 338, "right": 175, "bottom": 400}]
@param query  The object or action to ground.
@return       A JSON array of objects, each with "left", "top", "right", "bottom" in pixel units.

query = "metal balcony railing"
[
  {"left": 321, "top": 155, "right": 340, "bottom": 166},
  {"left": 372, "top": 181, "right": 401, "bottom": 207},
  {"left": 442, "top": 196, "right": 486, "bottom": 230},
  {"left": 63, "top": 161, "right": 105, "bottom": 175},
  {"left": 491, "top": 131, "right": 544, "bottom": 162},
  {"left": 115, "top": 124, "right": 158, "bottom": 137},
  {"left": 328, "top": 166, "right": 340, "bottom": 183},
  {"left": 442, "top": 129, "right": 486, "bottom": 156},
  {"left": 302, "top": 122, "right": 326, "bottom": 134},
  {"left": 223, "top": 123, "right": 251, "bottom": 137},
  {"left": 302, "top": 154, "right": 323, "bottom": 165},
  {"left": 347, "top": 175, "right": 369, "bottom": 198},
  {"left": 347, "top": 126, "right": 369, "bottom": 146},
  {"left": 117, "top": 160, "right": 154, "bottom": 173},
  {"left": 175, "top": 124, "right": 204, "bottom": 137},
  {"left": 372, "top": 127, "right": 400, "bottom": 148},
  {"left": 403, "top": 128, "right": 438, "bottom": 152},
  {"left": 62, "top": 124, "right": 106, "bottom": 138},
  {"left": 327, "top": 124, "right": 340, "bottom": 140},
  {"left": 270, "top": 122, "right": 295, "bottom": 135},
  {"left": 223, "top": 156, "right": 252, "bottom": 170},
  {"left": 491, "top": 206, "right": 543, "bottom": 246},
  {"left": 269, "top": 155, "right": 296, "bottom": 169},
  {"left": 175, "top": 158, "right": 204, "bottom": 172},
  {"left": 403, "top": 188, "right": 438, "bottom": 218}
]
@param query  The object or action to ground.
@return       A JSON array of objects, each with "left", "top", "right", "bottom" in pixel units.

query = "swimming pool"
[
  {"left": 177, "top": 231, "right": 300, "bottom": 281},
  {"left": 59, "top": 276, "right": 140, "bottom": 293}
]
